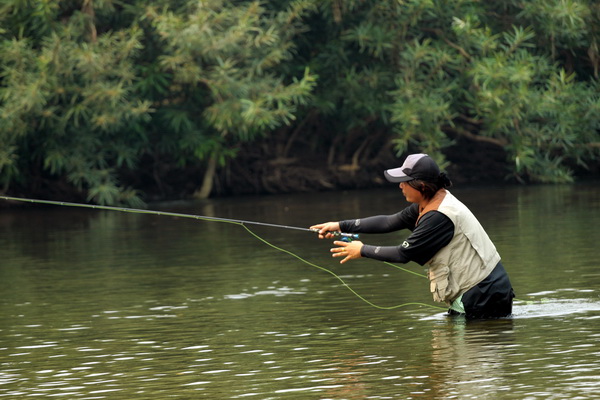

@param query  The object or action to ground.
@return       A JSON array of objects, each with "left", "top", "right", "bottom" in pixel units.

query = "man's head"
[{"left": 384, "top": 153, "right": 440, "bottom": 183}]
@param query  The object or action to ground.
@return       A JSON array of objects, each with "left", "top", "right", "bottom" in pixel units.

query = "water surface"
[{"left": 1, "top": 183, "right": 599, "bottom": 399}]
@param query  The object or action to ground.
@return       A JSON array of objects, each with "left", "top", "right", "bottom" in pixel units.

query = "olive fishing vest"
[{"left": 418, "top": 189, "right": 500, "bottom": 304}]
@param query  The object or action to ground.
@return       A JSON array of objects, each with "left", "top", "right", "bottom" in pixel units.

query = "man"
[{"left": 311, "top": 153, "right": 515, "bottom": 318}]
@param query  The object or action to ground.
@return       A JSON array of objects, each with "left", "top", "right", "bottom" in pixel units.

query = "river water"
[{"left": 1, "top": 183, "right": 599, "bottom": 399}]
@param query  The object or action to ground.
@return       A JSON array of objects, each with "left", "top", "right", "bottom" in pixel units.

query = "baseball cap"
[{"left": 384, "top": 153, "right": 440, "bottom": 183}]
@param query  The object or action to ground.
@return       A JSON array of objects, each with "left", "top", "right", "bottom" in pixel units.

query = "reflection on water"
[
  {"left": 514, "top": 291, "right": 600, "bottom": 319},
  {"left": 224, "top": 284, "right": 308, "bottom": 300},
  {"left": 427, "top": 318, "right": 517, "bottom": 399},
  {"left": 1, "top": 183, "right": 599, "bottom": 398}
]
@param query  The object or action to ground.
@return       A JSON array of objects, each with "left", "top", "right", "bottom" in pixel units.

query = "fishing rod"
[{"left": 0, "top": 195, "right": 359, "bottom": 240}]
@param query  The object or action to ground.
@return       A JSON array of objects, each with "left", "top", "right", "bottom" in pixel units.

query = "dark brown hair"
[{"left": 407, "top": 172, "right": 453, "bottom": 200}]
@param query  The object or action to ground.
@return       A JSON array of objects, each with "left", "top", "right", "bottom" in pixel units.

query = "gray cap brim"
[{"left": 384, "top": 168, "right": 414, "bottom": 183}]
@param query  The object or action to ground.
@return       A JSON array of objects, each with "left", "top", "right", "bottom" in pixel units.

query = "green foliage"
[
  {"left": 148, "top": 0, "right": 316, "bottom": 138},
  {"left": 446, "top": 8, "right": 599, "bottom": 182},
  {"left": 305, "top": 0, "right": 599, "bottom": 182},
  {"left": 0, "top": 0, "right": 60, "bottom": 43},
  {"left": 389, "top": 38, "right": 459, "bottom": 156},
  {"left": 516, "top": 0, "right": 592, "bottom": 51},
  {"left": 131, "top": 0, "right": 317, "bottom": 198},
  {"left": 0, "top": 2, "right": 151, "bottom": 205},
  {"left": 0, "top": 0, "right": 599, "bottom": 204}
]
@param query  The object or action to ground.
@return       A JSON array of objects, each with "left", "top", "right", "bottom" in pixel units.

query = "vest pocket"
[{"left": 428, "top": 266, "right": 450, "bottom": 303}]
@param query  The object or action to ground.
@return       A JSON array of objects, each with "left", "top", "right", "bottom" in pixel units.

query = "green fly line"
[
  {"left": 0, "top": 195, "right": 446, "bottom": 312},
  {"left": 241, "top": 225, "right": 444, "bottom": 311}
]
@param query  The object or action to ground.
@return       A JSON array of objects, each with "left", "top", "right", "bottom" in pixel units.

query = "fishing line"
[
  {"left": 1, "top": 195, "right": 444, "bottom": 311},
  {"left": 383, "top": 261, "right": 427, "bottom": 279},
  {"left": 241, "top": 224, "right": 443, "bottom": 311}
]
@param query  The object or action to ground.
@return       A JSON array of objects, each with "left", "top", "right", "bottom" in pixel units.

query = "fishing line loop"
[{"left": 241, "top": 224, "right": 443, "bottom": 311}]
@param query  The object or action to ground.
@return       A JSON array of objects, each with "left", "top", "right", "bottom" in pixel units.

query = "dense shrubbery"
[{"left": 1, "top": 0, "right": 598, "bottom": 204}]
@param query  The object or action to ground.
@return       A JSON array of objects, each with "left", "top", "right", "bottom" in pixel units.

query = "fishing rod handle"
[
  {"left": 337, "top": 232, "right": 360, "bottom": 240},
  {"left": 309, "top": 229, "right": 359, "bottom": 240}
]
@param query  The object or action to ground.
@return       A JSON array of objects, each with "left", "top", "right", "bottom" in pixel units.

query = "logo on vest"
[{"left": 402, "top": 240, "right": 410, "bottom": 248}]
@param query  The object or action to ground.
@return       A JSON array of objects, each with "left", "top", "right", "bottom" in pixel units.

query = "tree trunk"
[
  {"left": 194, "top": 153, "right": 218, "bottom": 199},
  {"left": 82, "top": 0, "right": 97, "bottom": 43}
]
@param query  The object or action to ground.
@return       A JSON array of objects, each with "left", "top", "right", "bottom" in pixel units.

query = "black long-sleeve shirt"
[{"left": 339, "top": 203, "right": 455, "bottom": 266}]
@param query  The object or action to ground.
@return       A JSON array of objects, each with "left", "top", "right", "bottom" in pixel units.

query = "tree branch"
[
  {"left": 458, "top": 113, "right": 483, "bottom": 125},
  {"left": 422, "top": 28, "right": 471, "bottom": 60},
  {"left": 447, "top": 126, "right": 508, "bottom": 147}
]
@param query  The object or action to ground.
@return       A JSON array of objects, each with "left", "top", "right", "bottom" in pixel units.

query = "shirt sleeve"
[
  {"left": 339, "top": 203, "right": 419, "bottom": 234},
  {"left": 359, "top": 211, "right": 455, "bottom": 265}
]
